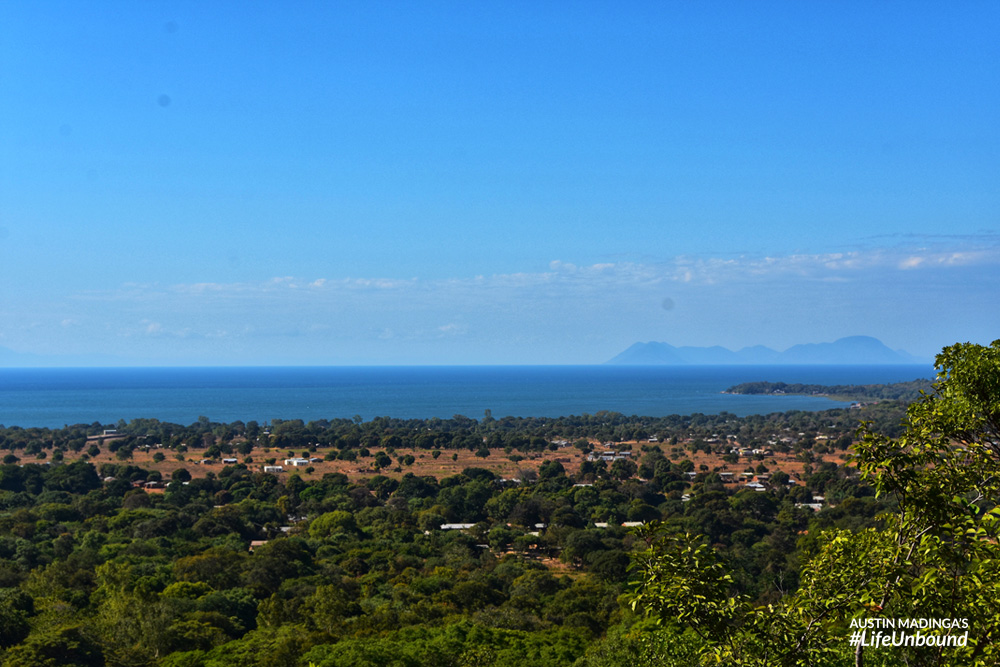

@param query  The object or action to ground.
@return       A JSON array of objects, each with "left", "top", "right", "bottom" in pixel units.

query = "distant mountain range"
[{"left": 607, "top": 336, "right": 926, "bottom": 365}]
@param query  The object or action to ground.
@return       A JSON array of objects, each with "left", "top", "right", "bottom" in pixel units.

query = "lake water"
[{"left": 0, "top": 365, "right": 934, "bottom": 428}]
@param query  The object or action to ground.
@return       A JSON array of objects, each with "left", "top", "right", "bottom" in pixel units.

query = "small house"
[{"left": 439, "top": 523, "right": 476, "bottom": 531}]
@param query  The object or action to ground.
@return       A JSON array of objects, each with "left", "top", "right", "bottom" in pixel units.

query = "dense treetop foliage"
[
  {"left": 1, "top": 350, "right": 988, "bottom": 666},
  {"left": 631, "top": 341, "right": 1000, "bottom": 666}
]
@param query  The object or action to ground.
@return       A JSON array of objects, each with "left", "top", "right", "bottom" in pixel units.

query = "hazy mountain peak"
[{"left": 607, "top": 337, "right": 925, "bottom": 365}]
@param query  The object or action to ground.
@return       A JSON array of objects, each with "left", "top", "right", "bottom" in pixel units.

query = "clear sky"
[{"left": 1, "top": 1, "right": 998, "bottom": 365}]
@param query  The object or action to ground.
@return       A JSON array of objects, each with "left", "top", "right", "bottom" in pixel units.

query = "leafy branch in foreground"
[{"left": 628, "top": 341, "right": 1000, "bottom": 667}]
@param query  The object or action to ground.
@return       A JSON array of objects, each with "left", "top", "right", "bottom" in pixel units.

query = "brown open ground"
[{"left": 78, "top": 439, "right": 851, "bottom": 486}]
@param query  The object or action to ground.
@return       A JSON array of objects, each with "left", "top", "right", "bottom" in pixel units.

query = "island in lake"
[{"left": 723, "top": 378, "right": 933, "bottom": 402}]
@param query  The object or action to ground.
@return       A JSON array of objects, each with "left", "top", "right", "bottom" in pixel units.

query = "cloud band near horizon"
[{"left": 2, "top": 240, "right": 997, "bottom": 366}]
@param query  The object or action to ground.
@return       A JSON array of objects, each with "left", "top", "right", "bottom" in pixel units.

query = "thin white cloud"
[
  {"left": 76, "top": 241, "right": 1000, "bottom": 311},
  {"left": 899, "top": 250, "right": 995, "bottom": 270},
  {"left": 437, "top": 323, "right": 468, "bottom": 336},
  {"left": 665, "top": 244, "right": 1000, "bottom": 284},
  {"left": 48, "top": 239, "right": 998, "bottom": 356},
  {"left": 9, "top": 238, "right": 1000, "bottom": 364},
  {"left": 349, "top": 278, "right": 416, "bottom": 289}
]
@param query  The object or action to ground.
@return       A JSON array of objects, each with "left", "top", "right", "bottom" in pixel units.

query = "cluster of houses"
[
  {"left": 191, "top": 456, "right": 325, "bottom": 474},
  {"left": 585, "top": 450, "right": 633, "bottom": 463},
  {"left": 728, "top": 446, "right": 774, "bottom": 457},
  {"left": 438, "top": 520, "right": 644, "bottom": 534},
  {"left": 683, "top": 470, "right": 801, "bottom": 492},
  {"left": 795, "top": 495, "right": 827, "bottom": 511},
  {"left": 260, "top": 457, "right": 322, "bottom": 474},
  {"left": 115, "top": 477, "right": 165, "bottom": 490},
  {"left": 284, "top": 457, "right": 323, "bottom": 467}
]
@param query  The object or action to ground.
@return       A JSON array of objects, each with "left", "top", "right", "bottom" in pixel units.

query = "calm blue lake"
[{"left": 0, "top": 365, "right": 934, "bottom": 428}]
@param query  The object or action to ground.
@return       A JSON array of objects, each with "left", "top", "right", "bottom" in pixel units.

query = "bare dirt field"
[{"left": 80, "top": 439, "right": 850, "bottom": 487}]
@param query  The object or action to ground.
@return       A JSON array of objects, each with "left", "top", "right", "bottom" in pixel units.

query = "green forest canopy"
[{"left": 0, "top": 341, "right": 996, "bottom": 666}]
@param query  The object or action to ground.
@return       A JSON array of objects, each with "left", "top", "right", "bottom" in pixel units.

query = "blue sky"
[{"left": 1, "top": 1, "right": 998, "bottom": 365}]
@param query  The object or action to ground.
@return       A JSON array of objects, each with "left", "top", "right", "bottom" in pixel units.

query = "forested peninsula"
[
  {"left": 723, "top": 378, "right": 933, "bottom": 402},
  {"left": 0, "top": 342, "right": 998, "bottom": 666}
]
